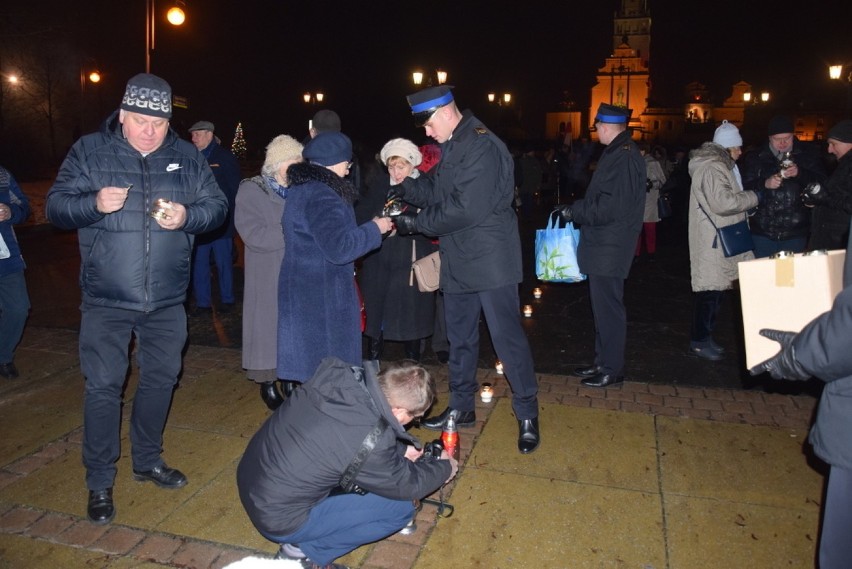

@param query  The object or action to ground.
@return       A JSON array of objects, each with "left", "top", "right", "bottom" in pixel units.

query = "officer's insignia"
[{"left": 474, "top": 127, "right": 488, "bottom": 135}]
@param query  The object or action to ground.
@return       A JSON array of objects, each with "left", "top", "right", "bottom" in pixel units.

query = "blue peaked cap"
[{"left": 595, "top": 103, "right": 631, "bottom": 124}]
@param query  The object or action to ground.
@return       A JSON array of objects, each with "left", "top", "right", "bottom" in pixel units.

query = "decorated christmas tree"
[{"left": 231, "top": 122, "right": 247, "bottom": 160}]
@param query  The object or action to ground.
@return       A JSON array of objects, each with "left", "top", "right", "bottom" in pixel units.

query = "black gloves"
[
  {"left": 801, "top": 182, "right": 828, "bottom": 207},
  {"left": 394, "top": 212, "right": 418, "bottom": 236},
  {"left": 748, "top": 329, "right": 811, "bottom": 381},
  {"left": 554, "top": 205, "right": 573, "bottom": 222},
  {"left": 386, "top": 185, "right": 407, "bottom": 202}
]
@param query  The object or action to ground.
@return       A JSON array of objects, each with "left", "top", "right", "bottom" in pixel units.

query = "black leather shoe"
[
  {"left": 581, "top": 373, "right": 624, "bottom": 388},
  {"left": 260, "top": 381, "right": 284, "bottom": 411},
  {"left": 573, "top": 365, "right": 601, "bottom": 378},
  {"left": 421, "top": 407, "right": 476, "bottom": 431},
  {"left": 280, "top": 380, "right": 299, "bottom": 398},
  {"left": 0, "top": 362, "right": 19, "bottom": 379},
  {"left": 87, "top": 488, "right": 115, "bottom": 525},
  {"left": 132, "top": 464, "right": 187, "bottom": 489},
  {"left": 517, "top": 418, "right": 540, "bottom": 454}
]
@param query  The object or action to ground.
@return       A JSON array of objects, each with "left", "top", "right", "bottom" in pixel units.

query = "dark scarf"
[{"left": 287, "top": 162, "right": 359, "bottom": 205}]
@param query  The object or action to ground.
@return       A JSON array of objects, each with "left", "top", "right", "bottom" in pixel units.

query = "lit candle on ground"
[
  {"left": 480, "top": 383, "right": 494, "bottom": 403},
  {"left": 495, "top": 360, "right": 504, "bottom": 374},
  {"left": 533, "top": 288, "right": 542, "bottom": 299},
  {"left": 523, "top": 305, "right": 533, "bottom": 317}
]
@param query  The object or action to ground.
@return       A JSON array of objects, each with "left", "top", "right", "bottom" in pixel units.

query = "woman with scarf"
[
  {"left": 277, "top": 132, "right": 393, "bottom": 385},
  {"left": 355, "top": 139, "right": 438, "bottom": 362},
  {"left": 235, "top": 134, "right": 303, "bottom": 410}
]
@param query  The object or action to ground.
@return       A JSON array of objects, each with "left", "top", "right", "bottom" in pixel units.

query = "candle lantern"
[
  {"left": 523, "top": 305, "right": 533, "bottom": 317},
  {"left": 533, "top": 288, "right": 542, "bottom": 299},
  {"left": 495, "top": 360, "right": 504, "bottom": 374},
  {"left": 480, "top": 383, "right": 494, "bottom": 403}
]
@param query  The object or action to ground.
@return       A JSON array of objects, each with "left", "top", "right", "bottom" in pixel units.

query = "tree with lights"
[{"left": 231, "top": 122, "right": 247, "bottom": 160}]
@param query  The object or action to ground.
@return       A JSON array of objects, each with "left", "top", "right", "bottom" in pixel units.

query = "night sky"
[{"left": 3, "top": 0, "right": 850, "bottom": 155}]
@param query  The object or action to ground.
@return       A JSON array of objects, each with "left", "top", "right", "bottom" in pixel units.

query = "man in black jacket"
[
  {"left": 390, "top": 85, "right": 541, "bottom": 454},
  {"left": 237, "top": 358, "right": 456, "bottom": 569},
  {"left": 46, "top": 73, "right": 227, "bottom": 525},
  {"left": 557, "top": 104, "right": 645, "bottom": 388},
  {"left": 740, "top": 115, "right": 826, "bottom": 257}
]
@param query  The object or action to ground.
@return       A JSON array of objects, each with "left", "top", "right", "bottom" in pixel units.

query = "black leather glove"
[
  {"left": 394, "top": 212, "right": 418, "bottom": 236},
  {"left": 801, "top": 182, "right": 828, "bottom": 207},
  {"left": 748, "top": 329, "right": 811, "bottom": 380},
  {"left": 554, "top": 205, "right": 573, "bottom": 222},
  {"left": 386, "top": 185, "right": 407, "bottom": 202}
]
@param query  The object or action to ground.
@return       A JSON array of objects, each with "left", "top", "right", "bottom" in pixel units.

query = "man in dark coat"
[
  {"left": 188, "top": 120, "right": 241, "bottom": 313},
  {"left": 805, "top": 119, "right": 852, "bottom": 249},
  {"left": 46, "top": 73, "right": 228, "bottom": 525},
  {"left": 237, "top": 358, "right": 455, "bottom": 568},
  {"left": 391, "top": 85, "right": 541, "bottom": 454},
  {"left": 557, "top": 103, "right": 645, "bottom": 387},
  {"left": 750, "top": 208, "right": 852, "bottom": 569},
  {"left": 740, "top": 115, "right": 826, "bottom": 257}
]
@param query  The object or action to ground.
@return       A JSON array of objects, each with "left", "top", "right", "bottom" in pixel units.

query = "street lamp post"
[
  {"left": 829, "top": 64, "right": 852, "bottom": 118},
  {"left": 303, "top": 92, "right": 324, "bottom": 104},
  {"left": 146, "top": 0, "right": 186, "bottom": 74},
  {"left": 79, "top": 63, "right": 102, "bottom": 134},
  {"left": 487, "top": 92, "right": 512, "bottom": 106},
  {"left": 411, "top": 69, "right": 447, "bottom": 87}
]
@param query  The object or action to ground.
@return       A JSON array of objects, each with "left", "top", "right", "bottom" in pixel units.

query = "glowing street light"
[
  {"left": 303, "top": 92, "right": 324, "bottom": 104},
  {"left": 412, "top": 69, "right": 447, "bottom": 87},
  {"left": 146, "top": 0, "right": 186, "bottom": 74}
]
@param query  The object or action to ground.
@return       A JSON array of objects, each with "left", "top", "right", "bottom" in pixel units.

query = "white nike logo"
[{"left": 166, "top": 164, "right": 182, "bottom": 172}]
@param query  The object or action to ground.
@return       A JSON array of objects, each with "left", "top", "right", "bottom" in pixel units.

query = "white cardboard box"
[{"left": 738, "top": 250, "right": 846, "bottom": 369}]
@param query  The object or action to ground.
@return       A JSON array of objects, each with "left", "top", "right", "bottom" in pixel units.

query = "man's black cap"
[{"left": 407, "top": 85, "right": 454, "bottom": 127}]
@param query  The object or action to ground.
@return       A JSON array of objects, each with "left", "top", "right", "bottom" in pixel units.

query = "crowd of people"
[{"left": 2, "top": 69, "right": 852, "bottom": 568}]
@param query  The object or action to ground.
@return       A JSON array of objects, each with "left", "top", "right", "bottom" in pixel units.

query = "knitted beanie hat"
[
  {"left": 264, "top": 135, "right": 303, "bottom": 171},
  {"left": 120, "top": 73, "right": 172, "bottom": 118},
  {"left": 713, "top": 120, "right": 743, "bottom": 148}
]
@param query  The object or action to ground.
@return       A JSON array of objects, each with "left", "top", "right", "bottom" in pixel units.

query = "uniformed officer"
[
  {"left": 556, "top": 103, "right": 645, "bottom": 387},
  {"left": 391, "top": 85, "right": 541, "bottom": 454}
]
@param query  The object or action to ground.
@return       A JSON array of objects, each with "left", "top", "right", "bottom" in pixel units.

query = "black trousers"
[
  {"left": 588, "top": 274, "right": 627, "bottom": 376},
  {"left": 443, "top": 284, "right": 539, "bottom": 420},
  {"left": 690, "top": 290, "right": 724, "bottom": 343}
]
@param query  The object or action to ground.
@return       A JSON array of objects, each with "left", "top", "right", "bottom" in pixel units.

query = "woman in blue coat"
[{"left": 277, "top": 132, "right": 393, "bottom": 383}]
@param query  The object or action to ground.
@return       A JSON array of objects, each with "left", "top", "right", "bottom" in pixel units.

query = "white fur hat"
[
  {"left": 380, "top": 138, "right": 422, "bottom": 167},
  {"left": 713, "top": 120, "right": 743, "bottom": 149},
  {"left": 264, "top": 135, "right": 303, "bottom": 171}
]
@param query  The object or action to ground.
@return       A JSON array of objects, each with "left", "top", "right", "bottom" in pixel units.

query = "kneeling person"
[{"left": 237, "top": 358, "right": 457, "bottom": 569}]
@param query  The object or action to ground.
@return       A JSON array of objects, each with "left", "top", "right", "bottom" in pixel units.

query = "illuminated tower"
[{"left": 589, "top": 0, "right": 652, "bottom": 138}]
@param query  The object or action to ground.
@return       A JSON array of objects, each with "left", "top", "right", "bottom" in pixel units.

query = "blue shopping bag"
[{"left": 535, "top": 212, "right": 586, "bottom": 283}]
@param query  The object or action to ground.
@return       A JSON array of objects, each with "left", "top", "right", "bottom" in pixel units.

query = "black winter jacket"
[
  {"left": 809, "top": 151, "right": 852, "bottom": 250},
  {"left": 572, "top": 129, "right": 645, "bottom": 278},
  {"left": 237, "top": 357, "right": 450, "bottom": 536},
  {"left": 400, "top": 110, "right": 522, "bottom": 294},
  {"left": 46, "top": 111, "right": 227, "bottom": 311},
  {"left": 740, "top": 140, "right": 826, "bottom": 241}
]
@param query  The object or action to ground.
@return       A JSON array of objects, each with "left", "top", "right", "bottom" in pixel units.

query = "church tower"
[
  {"left": 589, "top": 0, "right": 652, "bottom": 138},
  {"left": 613, "top": 0, "right": 651, "bottom": 67}
]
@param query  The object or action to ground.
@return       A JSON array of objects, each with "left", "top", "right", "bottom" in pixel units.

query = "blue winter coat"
[
  {"left": 0, "top": 167, "right": 30, "bottom": 278},
  {"left": 276, "top": 163, "right": 382, "bottom": 382},
  {"left": 46, "top": 111, "right": 227, "bottom": 312},
  {"left": 196, "top": 139, "right": 241, "bottom": 243}
]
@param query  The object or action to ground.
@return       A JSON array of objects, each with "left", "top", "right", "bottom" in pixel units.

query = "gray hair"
[{"left": 377, "top": 362, "right": 435, "bottom": 417}]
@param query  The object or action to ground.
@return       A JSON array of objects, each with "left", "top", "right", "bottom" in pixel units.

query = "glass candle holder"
[
  {"left": 523, "top": 305, "right": 533, "bottom": 317},
  {"left": 532, "top": 288, "right": 542, "bottom": 299},
  {"left": 495, "top": 360, "right": 504, "bottom": 374},
  {"left": 480, "top": 383, "right": 494, "bottom": 403},
  {"left": 151, "top": 198, "right": 173, "bottom": 220}
]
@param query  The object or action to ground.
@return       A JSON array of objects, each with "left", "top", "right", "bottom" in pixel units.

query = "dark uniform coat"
[
  {"left": 237, "top": 357, "right": 450, "bottom": 536},
  {"left": 355, "top": 174, "right": 437, "bottom": 341},
  {"left": 809, "top": 151, "right": 852, "bottom": 250},
  {"left": 400, "top": 110, "right": 522, "bottom": 294},
  {"left": 276, "top": 163, "right": 382, "bottom": 382},
  {"left": 572, "top": 128, "right": 645, "bottom": 278}
]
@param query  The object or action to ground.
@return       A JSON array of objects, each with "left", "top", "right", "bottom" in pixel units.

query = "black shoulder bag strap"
[{"left": 336, "top": 365, "right": 390, "bottom": 495}]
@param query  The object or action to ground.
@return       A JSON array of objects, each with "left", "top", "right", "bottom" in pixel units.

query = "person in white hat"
[{"left": 686, "top": 120, "right": 761, "bottom": 361}]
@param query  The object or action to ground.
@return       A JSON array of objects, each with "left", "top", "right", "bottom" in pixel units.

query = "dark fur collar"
[{"left": 287, "top": 162, "right": 358, "bottom": 205}]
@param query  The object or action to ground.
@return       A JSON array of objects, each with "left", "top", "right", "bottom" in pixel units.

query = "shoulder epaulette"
[{"left": 474, "top": 127, "right": 488, "bottom": 135}]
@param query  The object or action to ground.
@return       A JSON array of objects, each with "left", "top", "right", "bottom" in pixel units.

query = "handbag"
[
  {"left": 535, "top": 212, "right": 586, "bottom": 283},
  {"left": 412, "top": 251, "right": 441, "bottom": 292},
  {"left": 657, "top": 193, "right": 672, "bottom": 219},
  {"left": 696, "top": 201, "right": 754, "bottom": 257}
]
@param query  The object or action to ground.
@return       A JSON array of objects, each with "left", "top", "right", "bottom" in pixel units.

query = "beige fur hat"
[
  {"left": 380, "top": 138, "right": 422, "bottom": 167},
  {"left": 264, "top": 135, "right": 303, "bottom": 171}
]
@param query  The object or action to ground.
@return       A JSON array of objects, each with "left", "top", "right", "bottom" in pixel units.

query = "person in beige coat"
[{"left": 687, "top": 121, "right": 762, "bottom": 360}]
